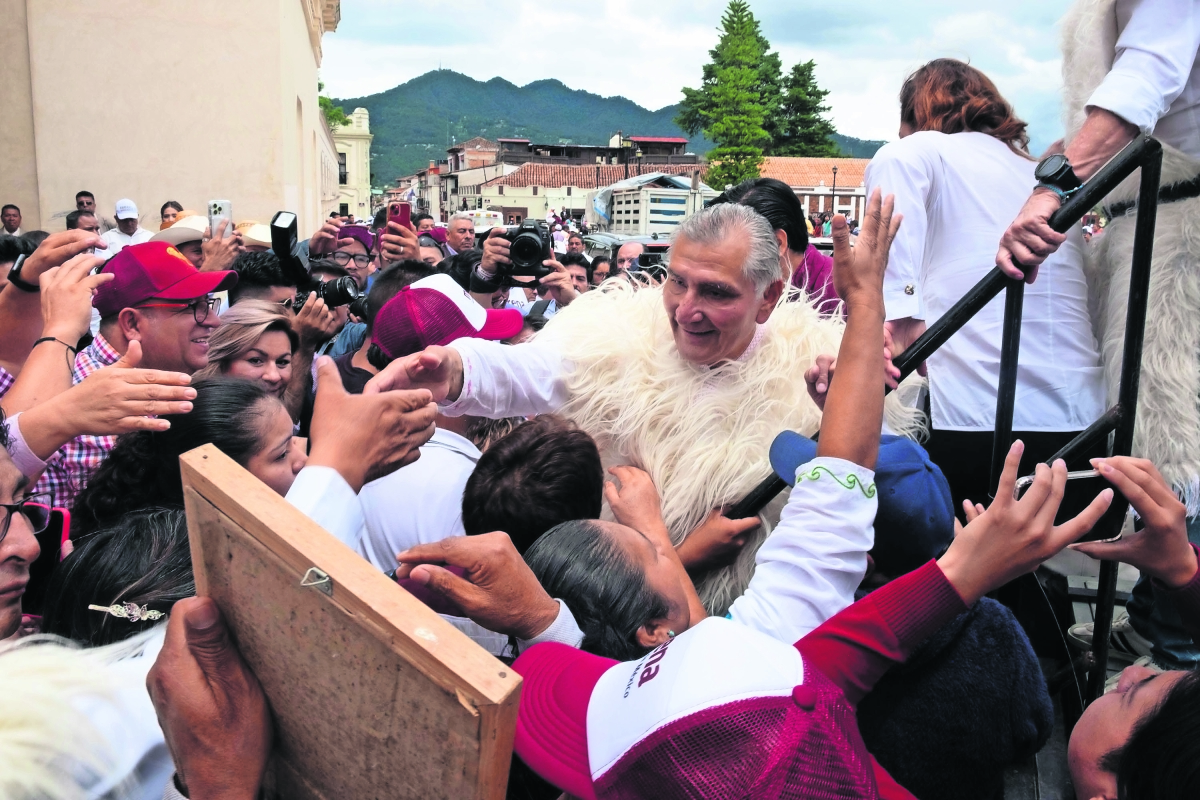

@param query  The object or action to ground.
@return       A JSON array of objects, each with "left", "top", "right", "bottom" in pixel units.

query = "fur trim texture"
[{"left": 537, "top": 281, "right": 924, "bottom": 614}]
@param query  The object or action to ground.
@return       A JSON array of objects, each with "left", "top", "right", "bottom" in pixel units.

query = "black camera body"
[
  {"left": 498, "top": 220, "right": 554, "bottom": 278},
  {"left": 293, "top": 275, "right": 361, "bottom": 312}
]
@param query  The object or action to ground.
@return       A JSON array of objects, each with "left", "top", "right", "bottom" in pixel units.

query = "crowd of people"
[{"left": 1, "top": 3, "right": 1199, "bottom": 797}]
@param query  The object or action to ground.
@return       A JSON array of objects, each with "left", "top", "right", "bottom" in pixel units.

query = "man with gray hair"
[
  {"left": 364, "top": 193, "right": 909, "bottom": 631},
  {"left": 445, "top": 212, "right": 475, "bottom": 256}
]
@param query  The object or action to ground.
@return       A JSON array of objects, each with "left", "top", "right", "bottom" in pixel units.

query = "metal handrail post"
[
  {"left": 1085, "top": 139, "right": 1162, "bottom": 702},
  {"left": 990, "top": 280, "right": 1026, "bottom": 497}
]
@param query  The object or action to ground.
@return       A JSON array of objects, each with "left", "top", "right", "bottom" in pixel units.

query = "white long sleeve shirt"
[
  {"left": 1087, "top": 0, "right": 1200, "bottom": 159},
  {"left": 867, "top": 131, "right": 1105, "bottom": 432}
]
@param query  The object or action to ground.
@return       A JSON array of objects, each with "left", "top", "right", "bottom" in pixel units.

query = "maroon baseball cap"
[
  {"left": 513, "top": 617, "right": 878, "bottom": 799},
  {"left": 371, "top": 273, "right": 523, "bottom": 360},
  {"left": 338, "top": 224, "right": 374, "bottom": 252},
  {"left": 93, "top": 241, "right": 237, "bottom": 318}
]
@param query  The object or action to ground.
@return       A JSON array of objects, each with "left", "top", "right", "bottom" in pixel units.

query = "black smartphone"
[{"left": 1014, "top": 469, "right": 1126, "bottom": 543}]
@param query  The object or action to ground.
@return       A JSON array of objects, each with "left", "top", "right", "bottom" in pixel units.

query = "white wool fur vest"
[
  {"left": 1064, "top": 0, "right": 1200, "bottom": 512},
  {"left": 536, "top": 281, "right": 924, "bottom": 614}
]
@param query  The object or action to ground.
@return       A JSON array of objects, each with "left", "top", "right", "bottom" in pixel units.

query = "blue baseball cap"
[{"left": 769, "top": 432, "right": 955, "bottom": 577}]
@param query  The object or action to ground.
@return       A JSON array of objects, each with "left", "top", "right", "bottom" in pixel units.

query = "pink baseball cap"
[
  {"left": 371, "top": 273, "right": 523, "bottom": 359},
  {"left": 337, "top": 224, "right": 374, "bottom": 252},
  {"left": 93, "top": 241, "right": 237, "bottom": 318},
  {"left": 513, "top": 617, "right": 878, "bottom": 799}
]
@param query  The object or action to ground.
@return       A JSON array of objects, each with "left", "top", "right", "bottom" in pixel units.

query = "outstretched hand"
[
  {"left": 395, "top": 532, "right": 561, "bottom": 640},
  {"left": 363, "top": 344, "right": 465, "bottom": 403},
  {"left": 937, "top": 440, "right": 1113, "bottom": 604},
  {"left": 308, "top": 356, "right": 437, "bottom": 491},
  {"left": 1070, "top": 457, "right": 1200, "bottom": 588}
]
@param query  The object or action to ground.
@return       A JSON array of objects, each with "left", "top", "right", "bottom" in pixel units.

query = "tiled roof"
[
  {"left": 629, "top": 136, "right": 688, "bottom": 144},
  {"left": 481, "top": 163, "right": 706, "bottom": 189},
  {"left": 759, "top": 157, "right": 870, "bottom": 189},
  {"left": 448, "top": 136, "right": 499, "bottom": 153}
]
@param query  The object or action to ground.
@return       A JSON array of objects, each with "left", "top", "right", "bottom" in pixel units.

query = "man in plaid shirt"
[{"left": 34, "top": 241, "right": 237, "bottom": 506}]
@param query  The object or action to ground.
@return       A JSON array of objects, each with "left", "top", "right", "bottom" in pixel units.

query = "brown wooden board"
[{"left": 180, "top": 444, "right": 521, "bottom": 800}]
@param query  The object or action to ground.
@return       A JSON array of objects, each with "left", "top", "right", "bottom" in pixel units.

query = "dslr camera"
[
  {"left": 292, "top": 275, "right": 362, "bottom": 313},
  {"left": 497, "top": 220, "right": 554, "bottom": 280}
]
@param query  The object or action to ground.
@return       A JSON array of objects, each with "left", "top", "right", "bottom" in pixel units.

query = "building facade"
[
  {"left": 333, "top": 107, "right": 373, "bottom": 221},
  {"left": 0, "top": 0, "right": 342, "bottom": 235},
  {"left": 759, "top": 157, "right": 871, "bottom": 223}
]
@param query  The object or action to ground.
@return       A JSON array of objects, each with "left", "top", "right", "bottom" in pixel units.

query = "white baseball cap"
[{"left": 114, "top": 199, "right": 139, "bottom": 220}]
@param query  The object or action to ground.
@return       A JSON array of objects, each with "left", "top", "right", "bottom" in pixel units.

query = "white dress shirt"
[
  {"left": 356, "top": 427, "right": 482, "bottom": 571},
  {"left": 867, "top": 131, "right": 1105, "bottom": 432},
  {"left": 99, "top": 226, "right": 153, "bottom": 260},
  {"left": 1087, "top": 0, "right": 1200, "bottom": 159}
]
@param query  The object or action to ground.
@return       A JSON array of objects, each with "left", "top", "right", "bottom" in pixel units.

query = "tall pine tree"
[
  {"left": 773, "top": 61, "right": 840, "bottom": 157},
  {"left": 676, "top": 1, "right": 772, "bottom": 186}
]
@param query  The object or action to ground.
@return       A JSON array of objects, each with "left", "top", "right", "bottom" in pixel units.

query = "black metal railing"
[{"left": 729, "top": 135, "right": 1163, "bottom": 702}]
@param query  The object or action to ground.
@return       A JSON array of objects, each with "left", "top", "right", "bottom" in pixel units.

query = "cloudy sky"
[{"left": 321, "top": 0, "right": 1073, "bottom": 152}]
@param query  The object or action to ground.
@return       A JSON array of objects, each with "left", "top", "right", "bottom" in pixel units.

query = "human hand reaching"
[
  {"left": 39, "top": 252, "right": 110, "bottom": 343},
  {"left": 394, "top": 532, "right": 561, "bottom": 640},
  {"left": 381, "top": 220, "right": 419, "bottom": 263},
  {"left": 1070, "top": 457, "right": 1199, "bottom": 589},
  {"left": 200, "top": 220, "right": 244, "bottom": 273},
  {"left": 605, "top": 466, "right": 668, "bottom": 543},
  {"left": 537, "top": 259, "right": 577, "bottom": 307},
  {"left": 362, "top": 344, "right": 465, "bottom": 403},
  {"left": 308, "top": 218, "right": 343, "bottom": 256},
  {"left": 676, "top": 509, "right": 761, "bottom": 571},
  {"left": 307, "top": 357, "right": 436, "bottom": 491},
  {"left": 291, "top": 292, "right": 337, "bottom": 348},
  {"left": 936, "top": 441, "right": 1113, "bottom": 604},
  {"left": 830, "top": 188, "right": 901, "bottom": 313}
]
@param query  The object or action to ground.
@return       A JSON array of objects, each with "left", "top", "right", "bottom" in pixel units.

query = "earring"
[{"left": 667, "top": 630, "right": 676, "bottom": 638}]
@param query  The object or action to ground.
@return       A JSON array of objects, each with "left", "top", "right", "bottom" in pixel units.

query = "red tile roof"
[
  {"left": 448, "top": 136, "right": 499, "bottom": 152},
  {"left": 629, "top": 136, "right": 688, "bottom": 144},
  {"left": 481, "top": 163, "right": 706, "bottom": 189},
  {"left": 759, "top": 157, "right": 870, "bottom": 189}
]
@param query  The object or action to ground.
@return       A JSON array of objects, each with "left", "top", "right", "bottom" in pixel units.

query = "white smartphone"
[{"left": 208, "top": 199, "right": 233, "bottom": 239}]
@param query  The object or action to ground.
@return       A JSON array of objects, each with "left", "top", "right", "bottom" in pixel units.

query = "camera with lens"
[
  {"left": 292, "top": 275, "right": 361, "bottom": 312},
  {"left": 497, "top": 220, "right": 554, "bottom": 280}
]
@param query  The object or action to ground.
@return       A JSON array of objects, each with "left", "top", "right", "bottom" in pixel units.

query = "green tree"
[
  {"left": 773, "top": 61, "right": 841, "bottom": 157},
  {"left": 676, "top": 0, "right": 772, "bottom": 186},
  {"left": 318, "top": 81, "right": 351, "bottom": 129}
]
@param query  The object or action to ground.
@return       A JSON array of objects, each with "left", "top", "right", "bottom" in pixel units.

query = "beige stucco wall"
[
  {"left": 0, "top": 0, "right": 339, "bottom": 235},
  {"left": 479, "top": 186, "right": 586, "bottom": 221}
]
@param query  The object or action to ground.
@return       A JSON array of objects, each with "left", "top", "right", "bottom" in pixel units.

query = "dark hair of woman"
[
  {"left": 40, "top": 508, "right": 193, "bottom": 647},
  {"left": 1104, "top": 668, "right": 1200, "bottom": 799},
  {"left": 524, "top": 519, "right": 669, "bottom": 662},
  {"left": 441, "top": 248, "right": 483, "bottom": 292},
  {"left": 900, "top": 58, "right": 1030, "bottom": 154},
  {"left": 712, "top": 177, "right": 809, "bottom": 254},
  {"left": 70, "top": 378, "right": 277, "bottom": 535}
]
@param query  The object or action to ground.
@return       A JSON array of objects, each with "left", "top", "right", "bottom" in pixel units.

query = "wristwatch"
[
  {"left": 1034, "top": 154, "right": 1082, "bottom": 202},
  {"left": 6, "top": 254, "right": 39, "bottom": 292}
]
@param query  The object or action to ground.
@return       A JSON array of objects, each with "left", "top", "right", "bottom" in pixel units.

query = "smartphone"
[
  {"left": 208, "top": 199, "right": 233, "bottom": 239},
  {"left": 1014, "top": 468, "right": 1126, "bottom": 543},
  {"left": 388, "top": 201, "right": 411, "bottom": 230},
  {"left": 23, "top": 505, "right": 70, "bottom": 617}
]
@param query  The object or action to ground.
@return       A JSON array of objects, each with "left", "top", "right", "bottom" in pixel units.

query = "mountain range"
[{"left": 332, "top": 70, "right": 887, "bottom": 183}]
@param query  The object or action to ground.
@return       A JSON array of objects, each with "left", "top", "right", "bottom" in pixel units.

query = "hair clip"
[{"left": 87, "top": 602, "right": 165, "bottom": 623}]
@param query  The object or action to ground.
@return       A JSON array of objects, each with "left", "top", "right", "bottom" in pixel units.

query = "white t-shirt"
[
  {"left": 867, "top": 131, "right": 1105, "bottom": 432},
  {"left": 355, "top": 427, "right": 482, "bottom": 571},
  {"left": 99, "top": 226, "right": 152, "bottom": 260}
]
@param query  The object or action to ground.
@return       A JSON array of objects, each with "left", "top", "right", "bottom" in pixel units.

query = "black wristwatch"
[
  {"left": 1034, "top": 154, "right": 1082, "bottom": 202},
  {"left": 6, "top": 254, "right": 39, "bottom": 292}
]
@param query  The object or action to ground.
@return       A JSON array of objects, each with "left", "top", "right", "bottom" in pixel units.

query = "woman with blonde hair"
[
  {"left": 194, "top": 300, "right": 304, "bottom": 418},
  {"left": 866, "top": 58, "right": 1105, "bottom": 517}
]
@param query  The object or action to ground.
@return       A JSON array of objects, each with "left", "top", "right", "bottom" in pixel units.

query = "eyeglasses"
[
  {"left": 327, "top": 252, "right": 372, "bottom": 269},
  {"left": 0, "top": 492, "right": 52, "bottom": 546},
  {"left": 136, "top": 296, "right": 222, "bottom": 324}
]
